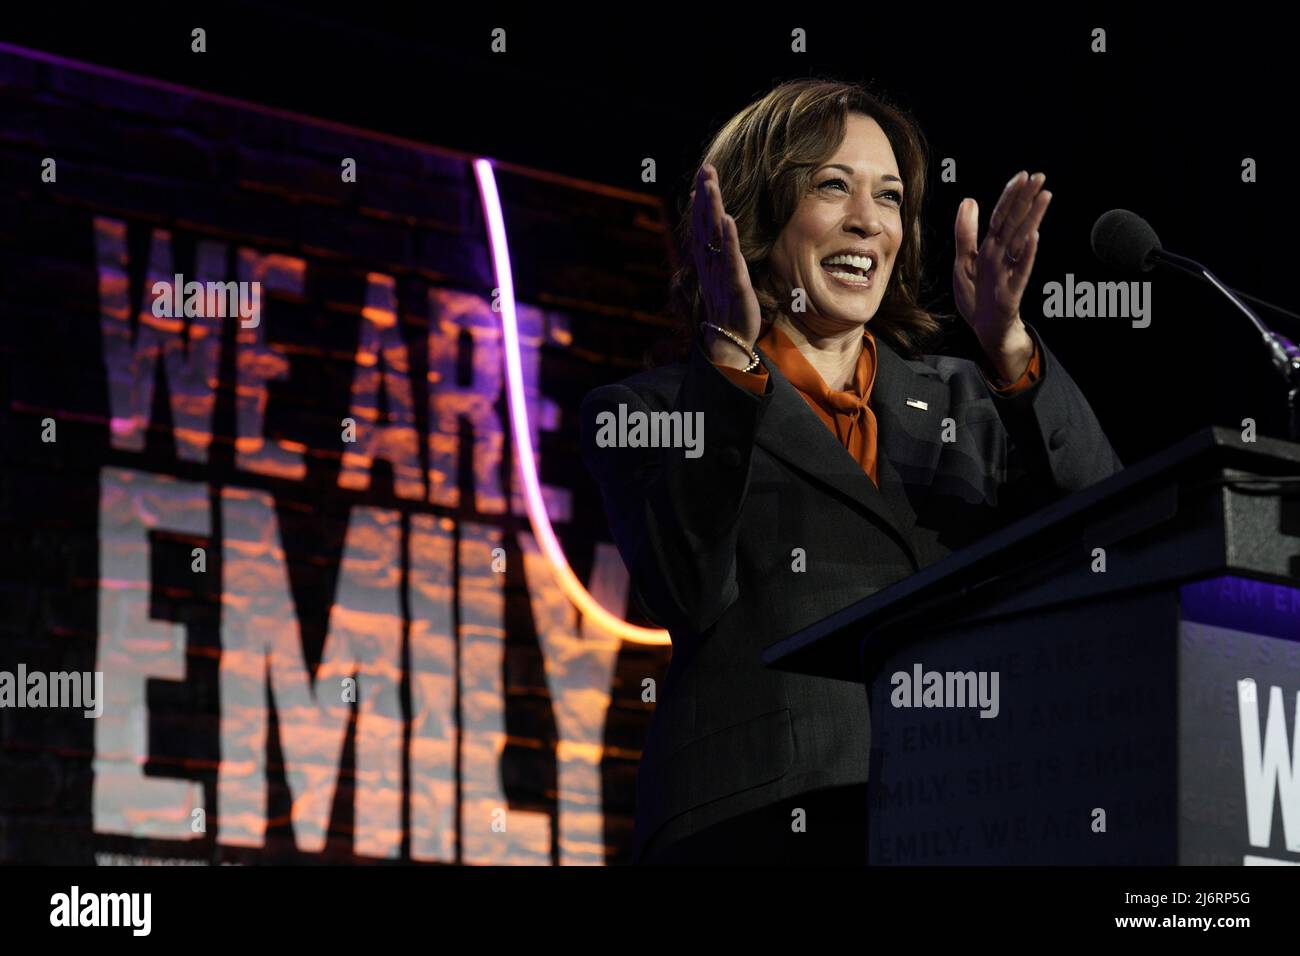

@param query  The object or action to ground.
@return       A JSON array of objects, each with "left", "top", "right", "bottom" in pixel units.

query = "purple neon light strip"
[{"left": 472, "top": 158, "right": 668, "bottom": 644}]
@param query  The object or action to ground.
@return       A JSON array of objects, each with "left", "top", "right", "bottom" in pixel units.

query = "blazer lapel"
[
  {"left": 871, "top": 337, "right": 952, "bottom": 564},
  {"left": 752, "top": 334, "right": 951, "bottom": 573}
]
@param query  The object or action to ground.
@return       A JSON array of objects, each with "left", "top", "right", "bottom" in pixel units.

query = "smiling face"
[{"left": 767, "top": 112, "right": 905, "bottom": 335}]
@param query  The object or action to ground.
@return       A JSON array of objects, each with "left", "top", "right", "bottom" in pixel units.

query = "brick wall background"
[{"left": 0, "top": 45, "right": 677, "bottom": 865}]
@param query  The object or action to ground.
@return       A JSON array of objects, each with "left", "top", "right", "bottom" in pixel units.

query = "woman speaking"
[{"left": 580, "top": 77, "right": 1122, "bottom": 865}]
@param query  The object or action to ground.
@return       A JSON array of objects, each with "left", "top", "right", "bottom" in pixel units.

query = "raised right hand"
[{"left": 690, "top": 164, "right": 764, "bottom": 368}]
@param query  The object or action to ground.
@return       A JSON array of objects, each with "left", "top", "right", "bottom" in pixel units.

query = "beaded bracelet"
[{"left": 699, "top": 321, "right": 761, "bottom": 373}]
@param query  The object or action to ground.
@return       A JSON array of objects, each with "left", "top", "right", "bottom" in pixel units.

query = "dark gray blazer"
[{"left": 579, "top": 322, "right": 1123, "bottom": 863}]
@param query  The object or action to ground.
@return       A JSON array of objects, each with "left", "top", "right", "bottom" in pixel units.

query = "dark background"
[
  {"left": 7, "top": 3, "right": 1297, "bottom": 459},
  {"left": 0, "top": 3, "right": 1294, "bottom": 866}
]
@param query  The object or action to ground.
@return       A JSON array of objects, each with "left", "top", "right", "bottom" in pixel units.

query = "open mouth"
[{"left": 821, "top": 257, "right": 874, "bottom": 288}]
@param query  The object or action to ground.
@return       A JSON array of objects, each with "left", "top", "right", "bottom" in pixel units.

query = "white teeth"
[
  {"left": 825, "top": 269, "right": 871, "bottom": 286},
  {"left": 822, "top": 253, "right": 874, "bottom": 275}
]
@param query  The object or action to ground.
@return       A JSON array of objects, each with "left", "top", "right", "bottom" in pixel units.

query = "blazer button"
[
  {"left": 1049, "top": 428, "right": 1066, "bottom": 450},
  {"left": 720, "top": 447, "right": 742, "bottom": 468}
]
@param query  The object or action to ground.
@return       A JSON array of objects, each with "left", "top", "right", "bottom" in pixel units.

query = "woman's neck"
[{"left": 774, "top": 312, "right": 864, "bottom": 391}]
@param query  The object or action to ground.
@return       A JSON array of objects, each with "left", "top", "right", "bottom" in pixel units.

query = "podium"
[{"left": 763, "top": 426, "right": 1300, "bottom": 865}]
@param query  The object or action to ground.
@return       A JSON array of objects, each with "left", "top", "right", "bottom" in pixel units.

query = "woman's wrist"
[
  {"left": 976, "top": 317, "right": 1035, "bottom": 385},
  {"left": 700, "top": 322, "right": 759, "bottom": 371}
]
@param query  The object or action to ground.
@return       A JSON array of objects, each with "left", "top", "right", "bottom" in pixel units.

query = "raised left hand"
[{"left": 953, "top": 170, "right": 1052, "bottom": 351}]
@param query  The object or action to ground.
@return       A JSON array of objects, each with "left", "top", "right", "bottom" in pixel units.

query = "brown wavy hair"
[{"left": 653, "top": 76, "right": 952, "bottom": 365}]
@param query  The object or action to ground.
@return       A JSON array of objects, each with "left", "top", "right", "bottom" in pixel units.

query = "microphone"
[
  {"left": 1091, "top": 209, "right": 1300, "bottom": 321},
  {"left": 1092, "top": 209, "right": 1300, "bottom": 439},
  {"left": 1090, "top": 209, "right": 1161, "bottom": 272}
]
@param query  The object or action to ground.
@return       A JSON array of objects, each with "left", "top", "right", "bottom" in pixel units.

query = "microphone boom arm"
[{"left": 1150, "top": 248, "right": 1300, "bottom": 440}]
